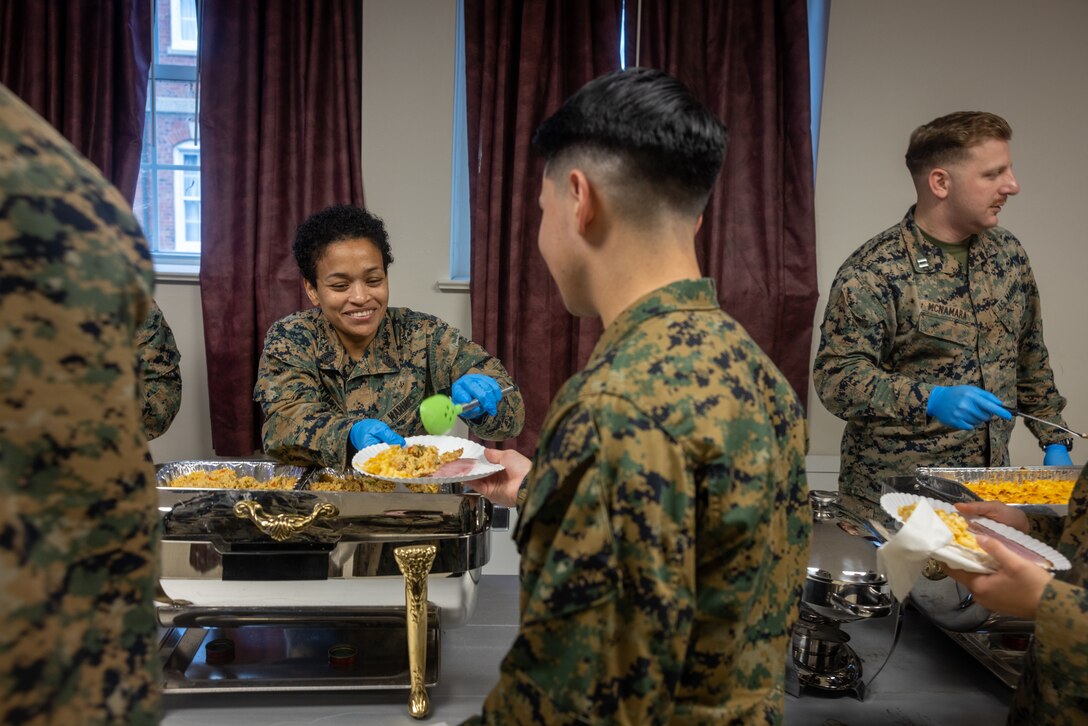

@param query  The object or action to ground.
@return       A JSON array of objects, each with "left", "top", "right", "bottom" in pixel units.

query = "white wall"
[
  {"left": 152, "top": 0, "right": 1088, "bottom": 476},
  {"left": 809, "top": 0, "right": 1088, "bottom": 469}
]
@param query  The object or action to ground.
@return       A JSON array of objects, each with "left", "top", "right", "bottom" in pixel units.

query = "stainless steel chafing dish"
[
  {"left": 155, "top": 460, "right": 493, "bottom": 719},
  {"left": 891, "top": 466, "right": 1078, "bottom": 688}
]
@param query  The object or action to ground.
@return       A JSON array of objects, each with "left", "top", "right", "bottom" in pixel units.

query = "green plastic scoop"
[{"left": 419, "top": 384, "right": 516, "bottom": 435}]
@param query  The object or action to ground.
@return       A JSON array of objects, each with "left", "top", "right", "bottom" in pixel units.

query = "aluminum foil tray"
[
  {"left": 157, "top": 460, "right": 307, "bottom": 490},
  {"left": 917, "top": 466, "right": 1079, "bottom": 514}
]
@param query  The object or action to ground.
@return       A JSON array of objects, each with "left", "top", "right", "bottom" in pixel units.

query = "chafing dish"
[
  {"left": 155, "top": 460, "right": 492, "bottom": 719},
  {"left": 788, "top": 491, "right": 902, "bottom": 699}
]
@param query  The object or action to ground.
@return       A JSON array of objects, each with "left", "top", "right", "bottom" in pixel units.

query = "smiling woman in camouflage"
[{"left": 254, "top": 205, "right": 524, "bottom": 469}]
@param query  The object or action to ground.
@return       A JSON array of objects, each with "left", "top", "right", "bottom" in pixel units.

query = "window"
[
  {"left": 173, "top": 142, "right": 201, "bottom": 251},
  {"left": 134, "top": 0, "right": 201, "bottom": 271},
  {"left": 170, "top": 0, "right": 198, "bottom": 53}
]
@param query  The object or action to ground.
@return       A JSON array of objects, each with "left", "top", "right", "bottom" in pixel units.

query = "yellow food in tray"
[
  {"left": 963, "top": 479, "right": 1074, "bottom": 505},
  {"left": 167, "top": 468, "right": 299, "bottom": 490},
  {"left": 898, "top": 503, "right": 982, "bottom": 552},
  {"left": 309, "top": 472, "right": 396, "bottom": 493},
  {"left": 361, "top": 444, "right": 462, "bottom": 478}
]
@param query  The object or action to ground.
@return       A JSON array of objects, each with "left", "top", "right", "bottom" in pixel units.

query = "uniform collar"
[
  {"left": 314, "top": 309, "right": 401, "bottom": 375},
  {"left": 901, "top": 206, "right": 999, "bottom": 274},
  {"left": 588, "top": 278, "right": 720, "bottom": 364}
]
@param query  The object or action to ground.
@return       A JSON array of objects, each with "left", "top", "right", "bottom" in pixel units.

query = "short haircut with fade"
[
  {"left": 293, "top": 204, "right": 394, "bottom": 285},
  {"left": 905, "top": 111, "right": 1013, "bottom": 178},
  {"left": 532, "top": 67, "right": 727, "bottom": 222}
]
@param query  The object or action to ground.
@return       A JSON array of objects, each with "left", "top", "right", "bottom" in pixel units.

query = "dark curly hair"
[{"left": 293, "top": 204, "right": 394, "bottom": 285}]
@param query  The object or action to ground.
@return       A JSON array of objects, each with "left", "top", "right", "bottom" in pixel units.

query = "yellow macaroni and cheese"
[
  {"left": 361, "top": 444, "right": 462, "bottom": 479},
  {"left": 167, "top": 468, "right": 298, "bottom": 490},
  {"left": 898, "top": 503, "right": 982, "bottom": 552},
  {"left": 309, "top": 472, "right": 396, "bottom": 493},
  {"left": 963, "top": 479, "right": 1074, "bottom": 505}
]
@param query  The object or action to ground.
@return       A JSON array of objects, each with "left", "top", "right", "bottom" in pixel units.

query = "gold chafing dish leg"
[{"left": 394, "top": 544, "right": 438, "bottom": 719}]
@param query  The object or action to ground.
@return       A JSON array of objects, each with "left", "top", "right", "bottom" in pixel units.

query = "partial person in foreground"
[
  {"left": 255, "top": 204, "right": 524, "bottom": 470},
  {"left": 945, "top": 463, "right": 1087, "bottom": 725},
  {"left": 0, "top": 83, "right": 161, "bottom": 724},
  {"left": 138, "top": 298, "right": 182, "bottom": 439},
  {"left": 463, "top": 68, "right": 812, "bottom": 724},
  {"left": 813, "top": 111, "right": 1072, "bottom": 502}
]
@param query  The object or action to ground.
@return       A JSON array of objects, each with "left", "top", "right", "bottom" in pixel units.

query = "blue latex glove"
[
  {"left": 1043, "top": 444, "right": 1073, "bottom": 466},
  {"left": 926, "top": 385, "right": 1012, "bottom": 430},
  {"left": 451, "top": 374, "right": 502, "bottom": 419},
  {"left": 349, "top": 419, "right": 406, "bottom": 451}
]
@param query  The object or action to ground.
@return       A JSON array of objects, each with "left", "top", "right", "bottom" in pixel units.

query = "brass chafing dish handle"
[
  {"left": 232, "top": 500, "right": 338, "bottom": 542},
  {"left": 395, "top": 543, "right": 437, "bottom": 720}
]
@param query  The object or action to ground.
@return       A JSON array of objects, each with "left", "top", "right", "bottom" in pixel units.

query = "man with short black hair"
[{"left": 465, "top": 68, "right": 811, "bottom": 724}]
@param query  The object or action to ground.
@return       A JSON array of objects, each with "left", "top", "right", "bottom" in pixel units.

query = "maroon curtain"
[
  {"left": 632, "top": 0, "right": 819, "bottom": 406},
  {"left": 199, "top": 0, "right": 363, "bottom": 456},
  {"left": 465, "top": 0, "right": 623, "bottom": 455},
  {"left": 0, "top": 0, "right": 151, "bottom": 202}
]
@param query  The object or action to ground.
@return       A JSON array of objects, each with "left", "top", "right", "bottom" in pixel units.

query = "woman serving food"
[{"left": 254, "top": 204, "right": 524, "bottom": 469}]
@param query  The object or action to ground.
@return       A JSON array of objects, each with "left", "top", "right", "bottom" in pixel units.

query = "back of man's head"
[
  {"left": 905, "top": 111, "right": 1012, "bottom": 179},
  {"left": 532, "top": 68, "right": 727, "bottom": 223}
]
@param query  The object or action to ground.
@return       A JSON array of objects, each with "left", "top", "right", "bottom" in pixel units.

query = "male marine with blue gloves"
[
  {"left": 254, "top": 204, "right": 524, "bottom": 469},
  {"left": 814, "top": 112, "right": 1072, "bottom": 502}
]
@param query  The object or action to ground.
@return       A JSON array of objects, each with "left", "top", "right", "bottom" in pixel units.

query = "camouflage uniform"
[
  {"left": 814, "top": 207, "right": 1068, "bottom": 501},
  {"left": 1009, "top": 463, "right": 1088, "bottom": 725},
  {"left": 466, "top": 279, "right": 812, "bottom": 725},
  {"left": 0, "top": 85, "right": 160, "bottom": 724},
  {"left": 255, "top": 306, "right": 525, "bottom": 468},
  {"left": 136, "top": 299, "right": 182, "bottom": 439}
]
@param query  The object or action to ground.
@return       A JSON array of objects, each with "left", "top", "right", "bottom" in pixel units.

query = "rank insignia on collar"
[{"left": 916, "top": 257, "right": 930, "bottom": 269}]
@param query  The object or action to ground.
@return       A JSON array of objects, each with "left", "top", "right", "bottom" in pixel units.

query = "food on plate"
[
  {"left": 963, "top": 478, "right": 1074, "bottom": 505},
  {"left": 898, "top": 503, "right": 982, "bottom": 552},
  {"left": 361, "top": 444, "right": 463, "bottom": 478},
  {"left": 310, "top": 472, "right": 396, "bottom": 492},
  {"left": 166, "top": 468, "right": 298, "bottom": 490}
]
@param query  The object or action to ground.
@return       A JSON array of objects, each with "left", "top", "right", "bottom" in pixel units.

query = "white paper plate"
[
  {"left": 351, "top": 435, "right": 503, "bottom": 484},
  {"left": 881, "top": 493, "right": 1070, "bottom": 572}
]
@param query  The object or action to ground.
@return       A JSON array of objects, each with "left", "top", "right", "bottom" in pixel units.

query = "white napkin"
[{"left": 877, "top": 499, "right": 954, "bottom": 600}]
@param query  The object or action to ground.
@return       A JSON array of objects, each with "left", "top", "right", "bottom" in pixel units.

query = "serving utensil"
[
  {"left": 1001, "top": 405, "right": 1088, "bottom": 439},
  {"left": 420, "top": 384, "right": 516, "bottom": 435}
]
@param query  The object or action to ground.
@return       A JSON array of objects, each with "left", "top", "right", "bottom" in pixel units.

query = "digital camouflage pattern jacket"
[
  {"left": 465, "top": 279, "right": 812, "bottom": 725},
  {"left": 1010, "top": 463, "right": 1088, "bottom": 725},
  {"left": 255, "top": 306, "right": 524, "bottom": 468},
  {"left": 137, "top": 299, "right": 182, "bottom": 439},
  {"left": 0, "top": 84, "right": 161, "bottom": 725},
  {"left": 814, "top": 207, "right": 1068, "bottom": 501}
]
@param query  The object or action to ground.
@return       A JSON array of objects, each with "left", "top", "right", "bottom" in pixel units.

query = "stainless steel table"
[{"left": 162, "top": 575, "right": 1013, "bottom": 726}]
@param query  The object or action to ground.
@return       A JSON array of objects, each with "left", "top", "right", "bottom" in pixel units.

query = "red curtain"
[
  {"left": 199, "top": 0, "right": 364, "bottom": 456},
  {"left": 0, "top": 0, "right": 151, "bottom": 202},
  {"left": 633, "top": 0, "right": 819, "bottom": 406},
  {"left": 465, "top": 0, "right": 624, "bottom": 455}
]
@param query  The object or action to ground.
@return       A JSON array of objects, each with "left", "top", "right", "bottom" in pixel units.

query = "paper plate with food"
[
  {"left": 880, "top": 492, "right": 1071, "bottom": 573},
  {"left": 351, "top": 435, "right": 503, "bottom": 485}
]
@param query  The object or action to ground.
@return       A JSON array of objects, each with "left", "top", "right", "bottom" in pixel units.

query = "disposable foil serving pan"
[{"left": 917, "top": 466, "right": 1079, "bottom": 515}]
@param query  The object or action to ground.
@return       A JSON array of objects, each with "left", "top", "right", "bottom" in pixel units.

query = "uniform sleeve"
[
  {"left": 429, "top": 322, "right": 525, "bottom": 440},
  {"left": 470, "top": 396, "right": 691, "bottom": 724},
  {"left": 1013, "top": 255, "right": 1070, "bottom": 445},
  {"left": 137, "top": 300, "right": 182, "bottom": 440},
  {"left": 1030, "top": 579, "right": 1088, "bottom": 707},
  {"left": 812, "top": 271, "right": 930, "bottom": 426},
  {"left": 254, "top": 320, "right": 354, "bottom": 469}
]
